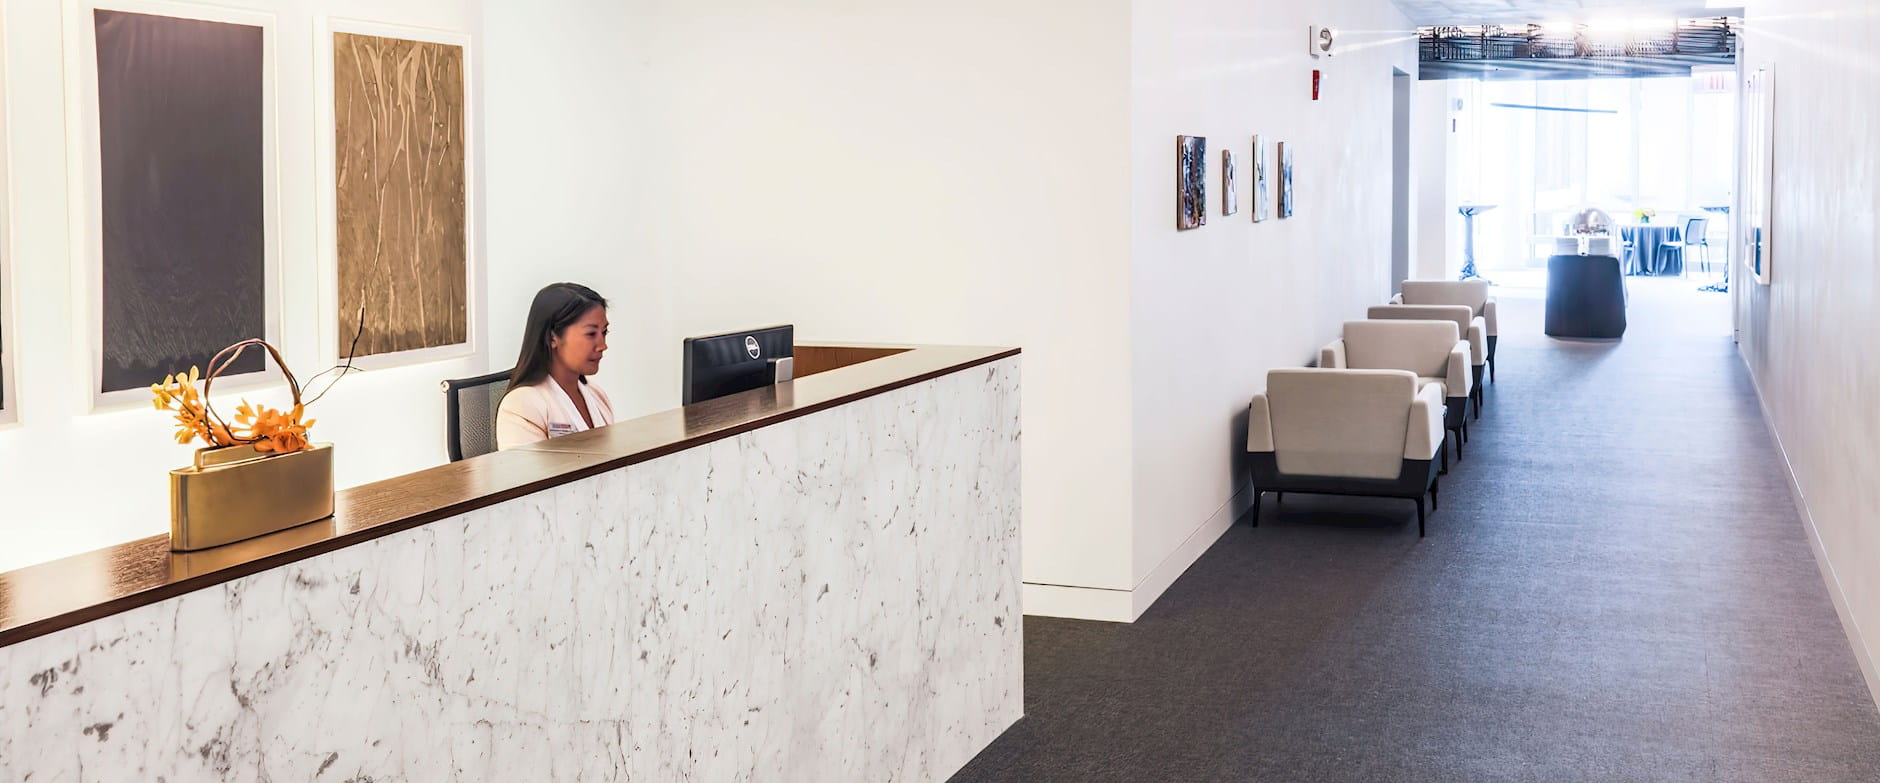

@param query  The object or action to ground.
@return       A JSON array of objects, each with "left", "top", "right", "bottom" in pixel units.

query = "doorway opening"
[{"left": 1391, "top": 68, "right": 1411, "bottom": 295}]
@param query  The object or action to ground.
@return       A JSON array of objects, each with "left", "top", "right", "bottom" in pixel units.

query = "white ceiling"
[{"left": 1394, "top": 1, "right": 1740, "bottom": 26}]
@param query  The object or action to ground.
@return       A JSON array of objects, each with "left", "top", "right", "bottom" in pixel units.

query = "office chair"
[{"left": 443, "top": 369, "right": 513, "bottom": 461}]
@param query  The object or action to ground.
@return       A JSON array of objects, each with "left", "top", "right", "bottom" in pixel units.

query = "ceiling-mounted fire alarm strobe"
[{"left": 1309, "top": 25, "right": 1337, "bottom": 57}]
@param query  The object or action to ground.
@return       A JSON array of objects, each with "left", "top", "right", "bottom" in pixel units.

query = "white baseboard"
[
  {"left": 1021, "top": 482, "right": 1253, "bottom": 623},
  {"left": 1129, "top": 481, "right": 1254, "bottom": 620},
  {"left": 1021, "top": 582, "right": 1133, "bottom": 622},
  {"left": 1743, "top": 355, "right": 1880, "bottom": 712}
]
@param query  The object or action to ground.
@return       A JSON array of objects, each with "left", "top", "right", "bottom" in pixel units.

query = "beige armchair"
[
  {"left": 1247, "top": 368, "right": 1445, "bottom": 536},
  {"left": 1321, "top": 320, "right": 1472, "bottom": 462},
  {"left": 1393, "top": 279, "right": 1499, "bottom": 383},
  {"left": 1367, "top": 304, "right": 1486, "bottom": 417}
]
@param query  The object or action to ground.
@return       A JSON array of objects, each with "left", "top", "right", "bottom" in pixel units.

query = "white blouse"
[{"left": 495, "top": 377, "right": 616, "bottom": 450}]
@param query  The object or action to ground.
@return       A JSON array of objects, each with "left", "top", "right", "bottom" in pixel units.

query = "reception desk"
[{"left": 0, "top": 344, "right": 1021, "bottom": 780}]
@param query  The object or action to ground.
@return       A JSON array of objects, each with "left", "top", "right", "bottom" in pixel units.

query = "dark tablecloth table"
[
  {"left": 1618, "top": 224, "right": 1683, "bottom": 276},
  {"left": 1546, "top": 254, "right": 1627, "bottom": 339}
]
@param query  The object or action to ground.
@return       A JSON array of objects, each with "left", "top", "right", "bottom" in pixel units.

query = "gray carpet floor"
[{"left": 953, "top": 279, "right": 1880, "bottom": 782}]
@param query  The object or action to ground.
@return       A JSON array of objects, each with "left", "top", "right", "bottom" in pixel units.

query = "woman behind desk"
[{"left": 496, "top": 283, "right": 615, "bottom": 449}]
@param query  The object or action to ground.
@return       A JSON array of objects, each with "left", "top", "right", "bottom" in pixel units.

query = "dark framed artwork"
[
  {"left": 1221, "top": 150, "right": 1238, "bottom": 216},
  {"left": 1177, "top": 135, "right": 1206, "bottom": 230},
  {"left": 82, "top": 5, "right": 277, "bottom": 404},
  {"left": 332, "top": 26, "right": 471, "bottom": 361},
  {"left": 1278, "top": 141, "right": 1296, "bottom": 219},
  {"left": 1252, "top": 135, "right": 1269, "bottom": 222}
]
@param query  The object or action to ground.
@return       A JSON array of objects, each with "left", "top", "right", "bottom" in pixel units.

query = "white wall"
[
  {"left": 0, "top": 0, "right": 486, "bottom": 573},
  {"left": 572, "top": 0, "right": 1140, "bottom": 607},
  {"left": 479, "top": 1, "right": 651, "bottom": 415},
  {"left": 1123, "top": 0, "right": 1417, "bottom": 617},
  {"left": 1737, "top": 0, "right": 1880, "bottom": 705}
]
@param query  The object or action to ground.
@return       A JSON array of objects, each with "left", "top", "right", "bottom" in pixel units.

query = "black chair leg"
[
  {"left": 1473, "top": 389, "right": 1482, "bottom": 420},
  {"left": 1489, "top": 356, "right": 1496, "bottom": 383},
  {"left": 1440, "top": 440, "right": 1449, "bottom": 475},
  {"left": 1462, "top": 421, "right": 1469, "bottom": 443},
  {"left": 1415, "top": 497, "right": 1426, "bottom": 538},
  {"left": 1431, "top": 479, "right": 1439, "bottom": 511},
  {"left": 1251, "top": 490, "right": 1262, "bottom": 526}
]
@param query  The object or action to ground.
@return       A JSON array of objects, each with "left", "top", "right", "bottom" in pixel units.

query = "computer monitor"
[{"left": 681, "top": 325, "right": 794, "bottom": 405}]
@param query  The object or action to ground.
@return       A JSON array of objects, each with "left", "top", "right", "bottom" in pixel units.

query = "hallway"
[{"left": 956, "top": 283, "right": 1880, "bottom": 781}]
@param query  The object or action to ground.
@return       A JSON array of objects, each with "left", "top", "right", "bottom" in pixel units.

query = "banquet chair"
[{"left": 1659, "top": 216, "right": 1712, "bottom": 276}]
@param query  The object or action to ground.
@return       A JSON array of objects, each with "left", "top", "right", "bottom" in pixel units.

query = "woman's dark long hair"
[{"left": 508, "top": 282, "right": 609, "bottom": 391}]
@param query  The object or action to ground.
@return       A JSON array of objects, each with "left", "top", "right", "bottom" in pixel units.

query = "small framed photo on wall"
[
  {"left": 1278, "top": 141, "right": 1296, "bottom": 219},
  {"left": 1177, "top": 135, "right": 1207, "bottom": 230},
  {"left": 1221, "top": 150, "right": 1238, "bottom": 216},
  {"left": 1252, "top": 135, "right": 1269, "bottom": 222}
]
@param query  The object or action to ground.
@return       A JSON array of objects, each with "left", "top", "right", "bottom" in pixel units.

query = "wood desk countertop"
[{"left": 0, "top": 343, "right": 1018, "bottom": 650}]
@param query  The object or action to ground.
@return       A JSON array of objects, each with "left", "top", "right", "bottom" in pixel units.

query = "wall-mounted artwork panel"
[
  {"left": 1252, "top": 135, "right": 1269, "bottom": 223},
  {"left": 1278, "top": 142, "right": 1295, "bottom": 219},
  {"left": 70, "top": 3, "right": 280, "bottom": 407},
  {"left": 329, "top": 23, "right": 471, "bottom": 364},
  {"left": 1177, "top": 135, "right": 1206, "bottom": 230},
  {"left": 1221, "top": 150, "right": 1238, "bottom": 217}
]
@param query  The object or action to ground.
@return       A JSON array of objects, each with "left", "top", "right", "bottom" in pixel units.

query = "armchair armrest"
[
  {"left": 1320, "top": 339, "right": 1348, "bottom": 369},
  {"left": 1483, "top": 298, "right": 1498, "bottom": 337},
  {"left": 1403, "top": 382, "right": 1445, "bottom": 460},
  {"left": 1446, "top": 341, "right": 1473, "bottom": 397},
  {"left": 1247, "top": 394, "right": 1274, "bottom": 452},
  {"left": 1466, "top": 316, "right": 1487, "bottom": 366}
]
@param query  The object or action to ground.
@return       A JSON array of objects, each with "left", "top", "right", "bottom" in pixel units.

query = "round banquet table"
[{"left": 1618, "top": 224, "right": 1684, "bottom": 276}]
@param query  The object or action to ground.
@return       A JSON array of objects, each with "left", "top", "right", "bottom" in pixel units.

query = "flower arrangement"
[
  {"left": 150, "top": 339, "right": 315, "bottom": 454},
  {"left": 151, "top": 310, "right": 362, "bottom": 456},
  {"left": 1633, "top": 207, "right": 1656, "bottom": 223}
]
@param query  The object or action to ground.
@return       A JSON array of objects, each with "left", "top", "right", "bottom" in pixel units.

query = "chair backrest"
[
  {"left": 1683, "top": 216, "right": 1709, "bottom": 245},
  {"left": 1368, "top": 305, "right": 1473, "bottom": 346},
  {"left": 1266, "top": 368, "right": 1414, "bottom": 480},
  {"left": 1399, "top": 279, "right": 1490, "bottom": 314},
  {"left": 1340, "top": 320, "right": 1460, "bottom": 378},
  {"left": 443, "top": 368, "right": 513, "bottom": 461}
]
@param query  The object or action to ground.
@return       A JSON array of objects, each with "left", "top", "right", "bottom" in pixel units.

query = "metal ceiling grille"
[{"left": 1420, "top": 17, "right": 1737, "bottom": 81}]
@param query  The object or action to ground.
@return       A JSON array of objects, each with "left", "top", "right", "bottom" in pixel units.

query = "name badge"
[{"left": 548, "top": 422, "right": 577, "bottom": 438}]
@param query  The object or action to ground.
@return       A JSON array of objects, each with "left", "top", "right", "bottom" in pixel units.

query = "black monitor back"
[{"left": 682, "top": 325, "right": 794, "bottom": 405}]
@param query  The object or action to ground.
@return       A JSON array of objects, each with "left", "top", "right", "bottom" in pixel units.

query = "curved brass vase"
[{"left": 169, "top": 443, "right": 335, "bottom": 551}]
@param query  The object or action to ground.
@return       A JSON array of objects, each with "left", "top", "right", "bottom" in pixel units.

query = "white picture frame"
[
  {"left": 0, "top": 15, "right": 14, "bottom": 428},
  {"left": 1742, "top": 64, "right": 1774, "bottom": 285},
  {"left": 314, "top": 17, "right": 479, "bottom": 373},
  {"left": 62, "top": 0, "right": 284, "bottom": 411}
]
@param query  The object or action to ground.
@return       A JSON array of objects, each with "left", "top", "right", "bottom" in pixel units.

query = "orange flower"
[
  {"left": 149, "top": 367, "right": 234, "bottom": 448},
  {"left": 235, "top": 401, "right": 314, "bottom": 454}
]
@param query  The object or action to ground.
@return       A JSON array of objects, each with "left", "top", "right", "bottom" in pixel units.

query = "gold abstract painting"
[{"left": 335, "top": 32, "right": 467, "bottom": 357}]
